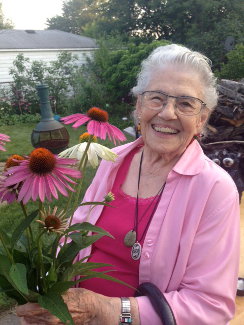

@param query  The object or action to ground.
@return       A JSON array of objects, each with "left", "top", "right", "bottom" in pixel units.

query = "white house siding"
[{"left": 0, "top": 48, "right": 95, "bottom": 84}]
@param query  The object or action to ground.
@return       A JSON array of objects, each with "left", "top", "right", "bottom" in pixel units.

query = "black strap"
[{"left": 135, "top": 282, "right": 177, "bottom": 325}]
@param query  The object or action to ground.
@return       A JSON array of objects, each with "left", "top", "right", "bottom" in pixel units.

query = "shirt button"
[
  {"left": 147, "top": 239, "right": 153, "bottom": 246},
  {"left": 144, "top": 252, "right": 150, "bottom": 259}
]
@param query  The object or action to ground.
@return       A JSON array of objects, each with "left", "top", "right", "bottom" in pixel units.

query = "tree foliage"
[
  {"left": 47, "top": 0, "right": 243, "bottom": 66},
  {"left": 217, "top": 44, "right": 244, "bottom": 80},
  {"left": 0, "top": 2, "right": 14, "bottom": 29}
]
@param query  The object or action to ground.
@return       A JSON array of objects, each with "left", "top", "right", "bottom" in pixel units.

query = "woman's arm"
[
  {"left": 137, "top": 191, "right": 240, "bottom": 325},
  {"left": 16, "top": 288, "right": 141, "bottom": 325}
]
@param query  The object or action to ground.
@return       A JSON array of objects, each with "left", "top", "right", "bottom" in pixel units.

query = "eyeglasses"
[{"left": 140, "top": 90, "right": 206, "bottom": 116}]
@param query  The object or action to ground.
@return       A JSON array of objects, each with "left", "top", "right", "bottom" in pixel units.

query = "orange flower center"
[
  {"left": 29, "top": 148, "right": 56, "bottom": 174},
  {"left": 5, "top": 154, "right": 25, "bottom": 169},
  {"left": 45, "top": 215, "right": 61, "bottom": 229},
  {"left": 87, "top": 107, "right": 109, "bottom": 122},
  {"left": 79, "top": 132, "right": 97, "bottom": 143}
]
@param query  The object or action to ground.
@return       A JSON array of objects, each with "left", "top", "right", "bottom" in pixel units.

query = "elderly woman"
[{"left": 17, "top": 44, "right": 240, "bottom": 325}]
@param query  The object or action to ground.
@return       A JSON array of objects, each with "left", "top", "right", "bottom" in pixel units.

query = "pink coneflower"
[
  {"left": 5, "top": 154, "right": 25, "bottom": 170},
  {"left": 5, "top": 148, "right": 81, "bottom": 204},
  {"left": 61, "top": 107, "right": 126, "bottom": 144},
  {"left": 0, "top": 154, "right": 25, "bottom": 203},
  {"left": 0, "top": 133, "right": 10, "bottom": 151},
  {"left": 0, "top": 175, "right": 17, "bottom": 203}
]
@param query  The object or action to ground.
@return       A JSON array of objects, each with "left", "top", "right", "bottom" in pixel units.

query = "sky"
[{"left": 1, "top": 0, "right": 64, "bottom": 30}]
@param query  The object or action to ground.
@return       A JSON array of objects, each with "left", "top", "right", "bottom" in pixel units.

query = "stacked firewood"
[
  {"left": 201, "top": 79, "right": 244, "bottom": 200},
  {"left": 202, "top": 79, "right": 244, "bottom": 144}
]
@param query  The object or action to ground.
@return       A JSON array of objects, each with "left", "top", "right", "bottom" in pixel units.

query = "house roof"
[{"left": 0, "top": 29, "right": 98, "bottom": 50}]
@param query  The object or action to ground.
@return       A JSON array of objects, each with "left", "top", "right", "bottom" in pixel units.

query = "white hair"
[{"left": 132, "top": 44, "right": 218, "bottom": 110}]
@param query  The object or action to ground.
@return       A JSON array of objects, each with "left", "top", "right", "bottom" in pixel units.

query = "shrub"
[{"left": 216, "top": 44, "right": 244, "bottom": 80}]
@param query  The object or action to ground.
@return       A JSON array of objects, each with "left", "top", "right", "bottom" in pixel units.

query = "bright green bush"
[{"left": 216, "top": 44, "right": 244, "bottom": 80}]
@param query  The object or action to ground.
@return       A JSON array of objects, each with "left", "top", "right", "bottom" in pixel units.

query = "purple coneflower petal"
[
  {"left": 56, "top": 166, "right": 81, "bottom": 179},
  {"left": 61, "top": 114, "right": 90, "bottom": 128},
  {"left": 57, "top": 157, "right": 78, "bottom": 165},
  {"left": 55, "top": 170, "right": 77, "bottom": 185},
  {"left": 18, "top": 176, "right": 32, "bottom": 202},
  {"left": 39, "top": 177, "right": 46, "bottom": 202},
  {"left": 46, "top": 176, "right": 58, "bottom": 200},
  {"left": 31, "top": 176, "right": 40, "bottom": 201},
  {"left": 50, "top": 175, "right": 69, "bottom": 197}
]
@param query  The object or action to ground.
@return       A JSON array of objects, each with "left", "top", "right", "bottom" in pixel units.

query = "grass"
[{"left": 0, "top": 122, "right": 133, "bottom": 309}]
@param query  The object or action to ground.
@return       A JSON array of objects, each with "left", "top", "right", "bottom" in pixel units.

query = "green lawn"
[{"left": 0, "top": 124, "right": 101, "bottom": 162}]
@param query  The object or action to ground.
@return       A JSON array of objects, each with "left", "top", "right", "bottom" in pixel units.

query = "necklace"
[{"left": 123, "top": 151, "right": 165, "bottom": 260}]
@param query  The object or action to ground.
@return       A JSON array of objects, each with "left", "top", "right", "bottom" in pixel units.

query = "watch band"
[{"left": 119, "top": 297, "right": 132, "bottom": 324}]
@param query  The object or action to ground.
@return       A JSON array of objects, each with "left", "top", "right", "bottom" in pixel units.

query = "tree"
[
  {"left": 0, "top": 2, "right": 14, "bottom": 29},
  {"left": 217, "top": 44, "right": 244, "bottom": 80},
  {"left": 47, "top": 0, "right": 243, "bottom": 66},
  {"left": 47, "top": 0, "right": 105, "bottom": 35}
]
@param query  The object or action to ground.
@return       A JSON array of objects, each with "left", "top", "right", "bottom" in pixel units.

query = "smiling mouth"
[{"left": 152, "top": 125, "right": 179, "bottom": 134}]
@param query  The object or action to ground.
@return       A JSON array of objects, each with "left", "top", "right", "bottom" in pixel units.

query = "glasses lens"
[
  {"left": 176, "top": 97, "right": 202, "bottom": 115},
  {"left": 142, "top": 91, "right": 167, "bottom": 110},
  {"left": 142, "top": 91, "right": 203, "bottom": 115}
]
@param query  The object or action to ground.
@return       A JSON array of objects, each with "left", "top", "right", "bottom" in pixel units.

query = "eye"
[
  {"left": 212, "top": 158, "right": 221, "bottom": 165},
  {"left": 177, "top": 98, "right": 195, "bottom": 108},
  {"left": 223, "top": 157, "right": 234, "bottom": 167}
]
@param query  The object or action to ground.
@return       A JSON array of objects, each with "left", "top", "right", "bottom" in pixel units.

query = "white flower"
[{"left": 59, "top": 142, "right": 117, "bottom": 168}]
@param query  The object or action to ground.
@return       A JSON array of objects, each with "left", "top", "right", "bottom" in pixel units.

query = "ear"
[
  {"left": 135, "top": 96, "right": 142, "bottom": 116},
  {"left": 196, "top": 110, "right": 209, "bottom": 133}
]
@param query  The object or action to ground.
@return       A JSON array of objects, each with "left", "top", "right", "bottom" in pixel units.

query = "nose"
[{"left": 157, "top": 98, "right": 177, "bottom": 120}]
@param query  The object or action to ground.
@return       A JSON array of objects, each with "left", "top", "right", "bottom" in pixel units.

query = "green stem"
[
  {"left": 20, "top": 201, "right": 33, "bottom": 253},
  {"left": 36, "top": 230, "right": 47, "bottom": 294}
]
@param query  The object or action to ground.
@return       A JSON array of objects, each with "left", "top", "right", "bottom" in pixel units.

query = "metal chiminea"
[{"left": 31, "top": 84, "right": 69, "bottom": 154}]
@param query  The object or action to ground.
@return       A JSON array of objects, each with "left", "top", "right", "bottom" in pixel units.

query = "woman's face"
[{"left": 136, "top": 65, "right": 209, "bottom": 158}]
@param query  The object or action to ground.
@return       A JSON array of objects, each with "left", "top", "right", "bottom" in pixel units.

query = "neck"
[{"left": 141, "top": 145, "right": 185, "bottom": 176}]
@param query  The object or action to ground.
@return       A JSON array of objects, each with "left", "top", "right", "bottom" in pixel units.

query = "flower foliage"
[{"left": 0, "top": 108, "right": 126, "bottom": 324}]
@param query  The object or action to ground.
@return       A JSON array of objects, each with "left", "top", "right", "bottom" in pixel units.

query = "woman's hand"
[{"left": 16, "top": 288, "right": 139, "bottom": 325}]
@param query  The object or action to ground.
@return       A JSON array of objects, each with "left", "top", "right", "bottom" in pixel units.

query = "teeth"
[{"left": 153, "top": 126, "right": 178, "bottom": 134}]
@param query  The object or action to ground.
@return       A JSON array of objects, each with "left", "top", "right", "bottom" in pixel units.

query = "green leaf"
[
  {"left": 61, "top": 261, "right": 112, "bottom": 281},
  {"left": 69, "top": 232, "right": 105, "bottom": 249},
  {"left": 76, "top": 270, "right": 136, "bottom": 291},
  {"left": 57, "top": 241, "right": 81, "bottom": 265},
  {"left": 9, "top": 263, "right": 29, "bottom": 295},
  {"left": 38, "top": 294, "right": 74, "bottom": 325},
  {"left": 0, "top": 254, "right": 11, "bottom": 276},
  {"left": 67, "top": 222, "right": 114, "bottom": 238},
  {"left": 0, "top": 230, "right": 11, "bottom": 250},
  {"left": 48, "top": 281, "right": 75, "bottom": 296},
  {"left": 11, "top": 209, "right": 39, "bottom": 250}
]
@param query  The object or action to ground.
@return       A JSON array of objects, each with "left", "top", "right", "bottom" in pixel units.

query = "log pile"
[
  {"left": 201, "top": 79, "right": 244, "bottom": 200},
  {"left": 202, "top": 79, "right": 244, "bottom": 144}
]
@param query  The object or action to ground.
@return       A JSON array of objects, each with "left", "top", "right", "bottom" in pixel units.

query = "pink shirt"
[{"left": 73, "top": 138, "right": 240, "bottom": 325}]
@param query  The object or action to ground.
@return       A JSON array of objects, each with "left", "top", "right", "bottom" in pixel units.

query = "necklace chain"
[
  {"left": 134, "top": 150, "right": 165, "bottom": 242},
  {"left": 123, "top": 150, "right": 165, "bottom": 255}
]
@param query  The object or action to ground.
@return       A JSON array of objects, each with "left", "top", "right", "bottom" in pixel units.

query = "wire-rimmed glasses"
[{"left": 140, "top": 90, "right": 206, "bottom": 116}]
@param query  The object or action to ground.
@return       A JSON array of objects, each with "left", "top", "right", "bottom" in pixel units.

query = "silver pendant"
[
  {"left": 131, "top": 242, "right": 142, "bottom": 260},
  {"left": 124, "top": 230, "right": 136, "bottom": 247}
]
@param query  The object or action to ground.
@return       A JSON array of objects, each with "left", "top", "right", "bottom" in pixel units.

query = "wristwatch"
[{"left": 119, "top": 297, "right": 132, "bottom": 324}]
